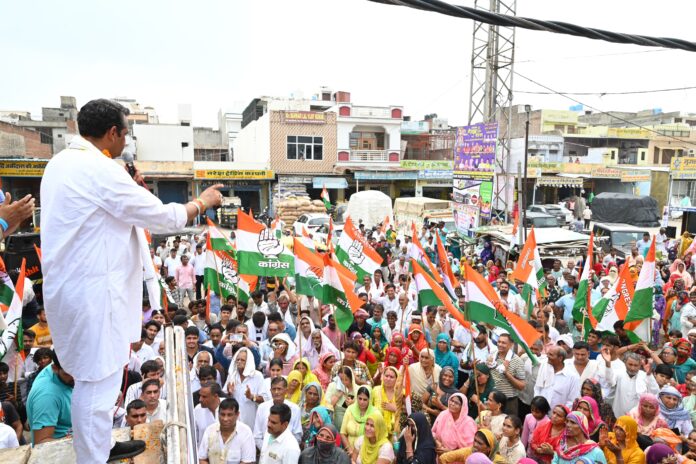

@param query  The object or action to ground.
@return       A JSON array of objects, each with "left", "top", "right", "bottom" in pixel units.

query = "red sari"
[{"left": 528, "top": 406, "right": 569, "bottom": 463}]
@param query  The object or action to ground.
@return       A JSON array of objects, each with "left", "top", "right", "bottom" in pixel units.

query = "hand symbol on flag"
[
  {"left": 348, "top": 240, "right": 365, "bottom": 265},
  {"left": 258, "top": 228, "right": 284, "bottom": 258}
]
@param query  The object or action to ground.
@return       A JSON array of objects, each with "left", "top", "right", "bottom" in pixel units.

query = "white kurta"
[{"left": 40, "top": 136, "right": 187, "bottom": 381}]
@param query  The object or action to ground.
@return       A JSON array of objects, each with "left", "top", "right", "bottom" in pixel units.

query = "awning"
[
  {"left": 537, "top": 176, "right": 584, "bottom": 187},
  {"left": 313, "top": 176, "right": 348, "bottom": 189}
]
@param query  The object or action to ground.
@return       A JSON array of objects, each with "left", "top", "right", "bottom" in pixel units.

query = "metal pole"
[
  {"left": 523, "top": 110, "right": 530, "bottom": 240},
  {"left": 517, "top": 161, "right": 523, "bottom": 246}
]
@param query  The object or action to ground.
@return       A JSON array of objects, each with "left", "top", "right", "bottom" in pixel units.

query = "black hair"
[
  {"left": 126, "top": 399, "right": 147, "bottom": 414},
  {"left": 343, "top": 341, "right": 358, "bottom": 353},
  {"left": 23, "top": 329, "right": 36, "bottom": 340},
  {"left": 33, "top": 347, "right": 53, "bottom": 363},
  {"left": 426, "top": 306, "right": 437, "bottom": 315},
  {"left": 573, "top": 341, "right": 590, "bottom": 351},
  {"left": 251, "top": 290, "right": 262, "bottom": 299},
  {"left": 165, "top": 276, "right": 176, "bottom": 285},
  {"left": 505, "top": 414, "right": 523, "bottom": 431},
  {"left": 139, "top": 360, "right": 159, "bottom": 377},
  {"left": 226, "top": 320, "right": 241, "bottom": 332},
  {"left": 174, "top": 309, "right": 188, "bottom": 316},
  {"left": 490, "top": 391, "right": 507, "bottom": 412},
  {"left": 655, "top": 364, "right": 675, "bottom": 378},
  {"left": 268, "top": 358, "right": 284, "bottom": 371},
  {"left": 237, "top": 300, "right": 248, "bottom": 310},
  {"left": 530, "top": 396, "right": 551, "bottom": 415},
  {"left": 357, "top": 386, "right": 371, "bottom": 399},
  {"left": 184, "top": 326, "right": 199, "bottom": 338},
  {"left": 140, "top": 328, "right": 148, "bottom": 341},
  {"left": 252, "top": 311, "right": 266, "bottom": 328},
  {"left": 339, "top": 366, "right": 354, "bottom": 382},
  {"left": 271, "top": 376, "right": 288, "bottom": 388},
  {"left": 0, "top": 362, "right": 8, "bottom": 374},
  {"left": 498, "top": 333, "right": 513, "bottom": 344},
  {"left": 144, "top": 320, "right": 161, "bottom": 331},
  {"left": 603, "top": 335, "right": 621, "bottom": 347},
  {"left": 219, "top": 398, "right": 239, "bottom": 413},
  {"left": 269, "top": 403, "right": 291, "bottom": 424},
  {"left": 220, "top": 304, "right": 235, "bottom": 314},
  {"left": 267, "top": 312, "right": 283, "bottom": 323},
  {"left": 588, "top": 329, "right": 602, "bottom": 339},
  {"left": 77, "top": 99, "right": 130, "bottom": 138},
  {"left": 199, "top": 382, "right": 223, "bottom": 397},
  {"left": 172, "top": 315, "right": 188, "bottom": 326},
  {"left": 613, "top": 320, "right": 625, "bottom": 330},
  {"left": 208, "top": 324, "right": 223, "bottom": 334},
  {"left": 385, "top": 283, "right": 395, "bottom": 291},
  {"left": 141, "top": 378, "right": 160, "bottom": 392},
  {"left": 198, "top": 366, "right": 217, "bottom": 380}
]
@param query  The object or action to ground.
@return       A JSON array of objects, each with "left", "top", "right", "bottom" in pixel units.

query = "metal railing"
[
  {"left": 349, "top": 149, "right": 389, "bottom": 162},
  {"left": 165, "top": 326, "right": 197, "bottom": 463}
]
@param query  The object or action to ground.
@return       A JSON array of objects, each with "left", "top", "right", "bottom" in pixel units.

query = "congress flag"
[
  {"left": 294, "top": 238, "right": 324, "bottom": 299},
  {"left": 335, "top": 216, "right": 382, "bottom": 281},
  {"left": 322, "top": 255, "right": 362, "bottom": 332},
  {"left": 236, "top": 210, "right": 294, "bottom": 277}
]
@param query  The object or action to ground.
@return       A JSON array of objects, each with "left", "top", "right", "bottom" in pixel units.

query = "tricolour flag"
[
  {"left": 294, "top": 238, "right": 324, "bottom": 298},
  {"left": 434, "top": 232, "right": 457, "bottom": 301},
  {"left": 207, "top": 218, "right": 234, "bottom": 251},
  {"left": 204, "top": 234, "right": 258, "bottom": 303},
  {"left": 321, "top": 186, "right": 331, "bottom": 211},
  {"left": 300, "top": 225, "right": 315, "bottom": 251},
  {"left": 510, "top": 228, "right": 546, "bottom": 318},
  {"left": 573, "top": 232, "right": 598, "bottom": 334},
  {"left": 625, "top": 236, "right": 656, "bottom": 341},
  {"left": 412, "top": 259, "right": 470, "bottom": 330},
  {"left": 0, "top": 258, "right": 25, "bottom": 361},
  {"left": 322, "top": 255, "right": 362, "bottom": 331},
  {"left": 0, "top": 258, "right": 15, "bottom": 317},
  {"left": 236, "top": 210, "right": 294, "bottom": 277},
  {"left": 463, "top": 263, "right": 541, "bottom": 360},
  {"left": 335, "top": 216, "right": 382, "bottom": 281},
  {"left": 408, "top": 222, "right": 442, "bottom": 284},
  {"left": 593, "top": 263, "right": 634, "bottom": 332}
]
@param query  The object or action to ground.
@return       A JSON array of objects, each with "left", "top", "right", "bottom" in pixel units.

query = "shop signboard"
[
  {"left": 418, "top": 169, "right": 452, "bottom": 180},
  {"left": 282, "top": 111, "right": 326, "bottom": 124},
  {"left": 0, "top": 160, "right": 48, "bottom": 177},
  {"left": 620, "top": 170, "right": 651, "bottom": 182},
  {"left": 670, "top": 157, "right": 696, "bottom": 180},
  {"left": 453, "top": 122, "right": 497, "bottom": 178},
  {"left": 400, "top": 159, "right": 453, "bottom": 170},
  {"left": 452, "top": 174, "right": 492, "bottom": 221},
  {"left": 354, "top": 171, "right": 418, "bottom": 180},
  {"left": 453, "top": 202, "right": 480, "bottom": 238},
  {"left": 194, "top": 169, "right": 275, "bottom": 180},
  {"left": 591, "top": 167, "right": 623, "bottom": 179}
]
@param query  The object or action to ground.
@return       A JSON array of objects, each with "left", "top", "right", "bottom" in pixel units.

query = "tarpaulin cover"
[{"left": 590, "top": 192, "right": 659, "bottom": 227}]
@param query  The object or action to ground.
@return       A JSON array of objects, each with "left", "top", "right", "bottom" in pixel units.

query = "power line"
[
  {"left": 513, "top": 71, "right": 696, "bottom": 148},
  {"left": 516, "top": 85, "right": 696, "bottom": 96},
  {"left": 368, "top": 0, "right": 696, "bottom": 52}
]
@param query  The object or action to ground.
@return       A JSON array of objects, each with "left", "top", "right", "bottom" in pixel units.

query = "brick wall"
[
  {"left": 0, "top": 121, "right": 52, "bottom": 158},
  {"left": 269, "top": 111, "right": 337, "bottom": 174}
]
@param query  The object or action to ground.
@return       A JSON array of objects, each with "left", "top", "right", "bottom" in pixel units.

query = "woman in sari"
[
  {"left": 299, "top": 382, "right": 323, "bottom": 430},
  {"left": 390, "top": 333, "right": 411, "bottom": 364},
  {"left": 439, "top": 429, "right": 506, "bottom": 464},
  {"left": 301, "top": 405, "right": 332, "bottom": 449},
  {"left": 553, "top": 411, "right": 607, "bottom": 464},
  {"left": 464, "top": 363, "right": 495, "bottom": 420},
  {"left": 270, "top": 333, "right": 298, "bottom": 375},
  {"left": 373, "top": 345, "right": 405, "bottom": 385},
  {"left": 581, "top": 378, "right": 617, "bottom": 430},
  {"left": 406, "top": 325, "right": 429, "bottom": 364},
  {"left": 574, "top": 396, "right": 608, "bottom": 442},
  {"left": 286, "top": 370, "right": 304, "bottom": 404},
  {"left": 629, "top": 394, "right": 669, "bottom": 439},
  {"left": 529, "top": 405, "right": 569, "bottom": 463},
  {"left": 396, "top": 412, "right": 436, "bottom": 464},
  {"left": 480, "top": 391, "right": 508, "bottom": 439},
  {"left": 352, "top": 410, "right": 393, "bottom": 464},
  {"left": 601, "top": 415, "right": 646, "bottom": 464},
  {"left": 371, "top": 365, "right": 402, "bottom": 438},
  {"left": 313, "top": 353, "right": 336, "bottom": 391},
  {"left": 324, "top": 366, "right": 359, "bottom": 430},
  {"left": 674, "top": 339, "right": 696, "bottom": 383},
  {"left": 422, "top": 366, "right": 458, "bottom": 422},
  {"left": 341, "top": 386, "right": 375, "bottom": 451},
  {"left": 367, "top": 324, "right": 389, "bottom": 378},
  {"left": 663, "top": 275, "right": 684, "bottom": 335},
  {"left": 407, "top": 348, "right": 441, "bottom": 398},
  {"left": 434, "top": 333, "right": 459, "bottom": 385},
  {"left": 658, "top": 386, "right": 694, "bottom": 436},
  {"left": 432, "top": 392, "right": 478, "bottom": 453},
  {"left": 671, "top": 259, "right": 694, "bottom": 288},
  {"left": 294, "top": 358, "right": 320, "bottom": 386}
]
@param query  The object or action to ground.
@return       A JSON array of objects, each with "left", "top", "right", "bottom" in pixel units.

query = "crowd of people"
[{"left": 5, "top": 214, "right": 696, "bottom": 464}]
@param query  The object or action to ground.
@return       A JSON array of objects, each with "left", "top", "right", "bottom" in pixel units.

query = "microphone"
[
  {"left": 120, "top": 151, "right": 148, "bottom": 188},
  {"left": 121, "top": 151, "right": 137, "bottom": 179}
]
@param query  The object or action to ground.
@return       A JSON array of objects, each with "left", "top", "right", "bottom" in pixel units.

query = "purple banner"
[{"left": 453, "top": 122, "right": 497, "bottom": 178}]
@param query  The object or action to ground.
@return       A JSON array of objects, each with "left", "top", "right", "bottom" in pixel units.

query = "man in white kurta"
[
  {"left": 40, "top": 99, "right": 223, "bottom": 463},
  {"left": 223, "top": 348, "right": 265, "bottom": 431}
]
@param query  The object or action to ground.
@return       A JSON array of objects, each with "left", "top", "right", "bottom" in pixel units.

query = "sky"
[{"left": 1, "top": 0, "right": 695, "bottom": 128}]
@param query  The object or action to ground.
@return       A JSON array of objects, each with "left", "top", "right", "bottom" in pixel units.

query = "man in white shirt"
[
  {"left": 681, "top": 291, "right": 696, "bottom": 333},
  {"left": 124, "top": 360, "right": 167, "bottom": 405},
  {"left": 253, "top": 377, "right": 302, "bottom": 450},
  {"left": 194, "top": 383, "right": 222, "bottom": 446},
  {"left": 395, "top": 293, "right": 415, "bottom": 329},
  {"left": 249, "top": 291, "right": 270, "bottom": 316},
  {"left": 378, "top": 284, "right": 401, "bottom": 315},
  {"left": 259, "top": 403, "right": 300, "bottom": 464},
  {"left": 497, "top": 281, "right": 524, "bottom": 318},
  {"left": 163, "top": 248, "right": 181, "bottom": 278},
  {"left": 131, "top": 329, "right": 156, "bottom": 366},
  {"left": 604, "top": 349, "right": 659, "bottom": 417},
  {"left": 198, "top": 398, "right": 256, "bottom": 464},
  {"left": 534, "top": 346, "right": 580, "bottom": 409},
  {"left": 191, "top": 243, "right": 207, "bottom": 300},
  {"left": 39, "top": 99, "right": 225, "bottom": 463},
  {"left": 140, "top": 379, "right": 167, "bottom": 423}
]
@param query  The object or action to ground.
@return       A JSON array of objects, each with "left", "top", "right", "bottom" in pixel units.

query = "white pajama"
[{"left": 71, "top": 368, "right": 123, "bottom": 463}]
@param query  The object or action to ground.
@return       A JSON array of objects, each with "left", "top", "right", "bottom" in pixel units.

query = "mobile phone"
[{"left": 230, "top": 334, "right": 243, "bottom": 342}]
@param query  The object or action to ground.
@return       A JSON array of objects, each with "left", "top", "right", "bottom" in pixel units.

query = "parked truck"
[{"left": 393, "top": 197, "right": 453, "bottom": 234}]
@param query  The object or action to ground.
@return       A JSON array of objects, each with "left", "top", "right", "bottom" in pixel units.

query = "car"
[
  {"left": 528, "top": 205, "right": 568, "bottom": 226},
  {"left": 592, "top": 222, "right": 650, "bottom": 259},
  {"left": 523, "top": 211, "right": 559, "bottom": 229},
  {"left": 293, "top": 213, "right": 330, "bottom": 236},
  {"left": 313, "top": 223, "right": 344, "bottom": 246}
]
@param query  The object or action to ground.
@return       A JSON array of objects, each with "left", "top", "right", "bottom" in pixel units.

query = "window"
[{"left": 287, "top": 135, "right": 323, "bottom": 160}]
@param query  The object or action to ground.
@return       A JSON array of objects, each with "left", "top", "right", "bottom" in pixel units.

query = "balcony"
[{"left": 337, "top": 150, "right": 400, "bottom": 164}]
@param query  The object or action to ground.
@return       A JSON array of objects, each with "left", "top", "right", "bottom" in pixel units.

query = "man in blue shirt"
[
  {"left": 554, "top": 283, "right": 578, "bottom": 327},
  {"left": 27, "top": 351, "right": 73, "bottom": 445}
]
